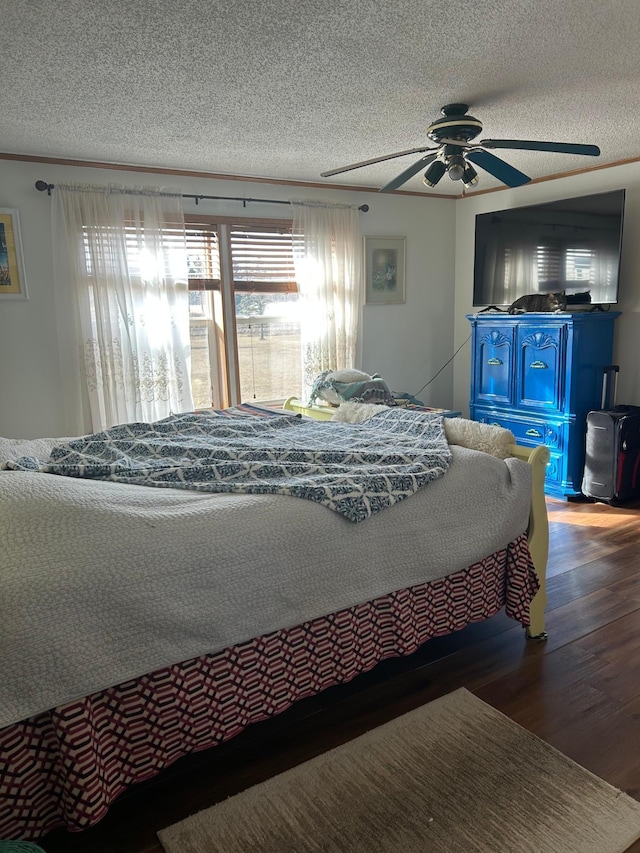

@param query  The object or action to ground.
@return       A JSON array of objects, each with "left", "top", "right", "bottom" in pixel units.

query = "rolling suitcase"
[{"left": 582, "top": 365, "right": 640, "bottom": 504}]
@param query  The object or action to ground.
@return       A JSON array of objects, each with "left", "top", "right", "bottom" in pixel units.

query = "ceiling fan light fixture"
[
  {"left": 447, "top": 154, "right": 466, "bottom": 182},
  {"left": 462, "top": 164, "right": 479, "bottom": 188},
  {"left": 423, "top": 160, "right": 446, "bottom": 187}
]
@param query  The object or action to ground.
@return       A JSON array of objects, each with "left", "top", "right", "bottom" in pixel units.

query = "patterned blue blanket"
[{"left": 12, "top": 407, "right": 451, "bottom": 522}]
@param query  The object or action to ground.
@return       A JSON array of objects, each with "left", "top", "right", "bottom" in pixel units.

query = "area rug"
[{"left": 158, "top": 687, "right": 640, "bottom": 853}]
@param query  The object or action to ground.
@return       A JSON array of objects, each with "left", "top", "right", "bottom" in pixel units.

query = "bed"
[{"left": 0, "top": 402, "right": 549, "bottom": 842}]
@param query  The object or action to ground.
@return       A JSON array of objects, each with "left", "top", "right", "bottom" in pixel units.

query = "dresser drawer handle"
[
  {"left": 525, "top": 428, "right": 542, "bottom": 437},
  {"left": 530, "top": 360, "right": 548, "bottom": 369},
  {"left": 487, "top": 357, "right": 503, "bottom": 366}
]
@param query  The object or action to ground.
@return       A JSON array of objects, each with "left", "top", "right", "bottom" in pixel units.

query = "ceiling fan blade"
[
  {"left": 481, "top": 139, "right": 600, "bottom": 156},
  {"left": 320, "top": 145, "right": 438, "bottom": 178},
  {"left": 379, "top": 153, "right": 439, "bottom": 193},
  {"left": 466, "top": 149, "right": 530, "bottom": 187}
]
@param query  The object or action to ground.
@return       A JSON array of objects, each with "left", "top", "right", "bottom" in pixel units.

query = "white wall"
[
  {"left": 453, "top": 163, "right": 640, "bottom": 416},
  {"left": 2, "top": 156, "right": 638, "bottom": 438},
  {"left": 0, "top": 159, "right": 456, "bottom": 437}
]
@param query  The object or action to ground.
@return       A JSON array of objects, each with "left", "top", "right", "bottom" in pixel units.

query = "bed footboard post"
[
  {"left": 525, "top": 444, "right": 550, "bottom": 639},
  {"left": 508, "top": 443, "right": 550, "bottom": 640}
]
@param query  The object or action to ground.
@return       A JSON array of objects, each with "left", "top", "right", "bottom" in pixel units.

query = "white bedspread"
[{"left": 0, "top": 445, "right": 531, "bottom": 727}]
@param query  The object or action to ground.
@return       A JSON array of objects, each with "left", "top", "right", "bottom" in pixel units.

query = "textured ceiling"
[{"left": 2, "top": 0, "right": 640, "bottom": 197}]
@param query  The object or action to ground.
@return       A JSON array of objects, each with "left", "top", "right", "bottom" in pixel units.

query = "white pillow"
[
  {"left": 326, "top": 369, "right": 371, "bottom": 384},
  {"left": 444, "top": 418, "right": 515, "bottom": 459},
  {"left": 331, "top": 401, "right": 389, "bottom": 423}
]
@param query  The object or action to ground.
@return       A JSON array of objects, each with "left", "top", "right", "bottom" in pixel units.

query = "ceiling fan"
[{"left": 320, "top": 103, "right": 601, "bottom": 192}]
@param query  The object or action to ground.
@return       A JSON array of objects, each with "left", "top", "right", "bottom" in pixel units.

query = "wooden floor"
[{"left": 41, "top": 496, "right": 640, "bottom": 853}]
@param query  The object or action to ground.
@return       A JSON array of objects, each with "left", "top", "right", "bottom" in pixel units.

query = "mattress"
[{"left": 0, "top": 442, "right": 531, "bottom": 727}]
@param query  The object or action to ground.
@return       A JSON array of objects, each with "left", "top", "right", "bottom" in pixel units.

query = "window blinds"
[{"left": 184, "top": 221, "right": 296, "bottom": 292}]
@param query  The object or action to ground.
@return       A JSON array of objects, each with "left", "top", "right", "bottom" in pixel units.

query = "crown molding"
[{"left": 3, "top": 150, "right": 638, "bottom": 201}]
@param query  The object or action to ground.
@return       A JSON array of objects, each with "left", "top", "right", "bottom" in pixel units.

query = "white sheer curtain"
[
  {"left": 52, "top": 183, "right": 193, "bottom": 432},
  {"left": 290, "top": 199, "right": 362, "bottom": 402}
]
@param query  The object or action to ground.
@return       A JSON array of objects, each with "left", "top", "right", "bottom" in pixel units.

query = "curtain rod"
[{"left": 34, "top": 181, "right": 369, "bottom": 212}]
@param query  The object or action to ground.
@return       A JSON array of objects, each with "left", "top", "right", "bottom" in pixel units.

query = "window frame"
[{"left": 185, "top": 214, "right": 297, "bottom": 408}]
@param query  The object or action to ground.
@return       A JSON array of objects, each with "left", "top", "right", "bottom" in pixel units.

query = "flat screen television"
[{"left": 472, "top": 189, "right": 626, "bottom": 307}]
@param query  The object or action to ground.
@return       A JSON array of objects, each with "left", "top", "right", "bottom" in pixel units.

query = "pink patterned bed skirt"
[{"left": 0, "top": 534, "right": 537, "bottom": 841}]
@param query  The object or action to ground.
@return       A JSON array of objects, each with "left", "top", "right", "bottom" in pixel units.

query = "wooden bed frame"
[{"left": 283, "top": 397, "right": 550, "bottom": 640}]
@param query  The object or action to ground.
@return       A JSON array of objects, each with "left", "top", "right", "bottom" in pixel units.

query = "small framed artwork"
[
  {"left": 364, "top": 236, "right": 406, "bottom": 305},
  {"left": 0, "top": 208, "right": 28, "bottom": 300}
]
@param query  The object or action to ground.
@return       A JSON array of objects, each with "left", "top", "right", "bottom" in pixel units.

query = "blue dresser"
[{"left": 467, "top": 311, "right": 621, "bottom": 498}]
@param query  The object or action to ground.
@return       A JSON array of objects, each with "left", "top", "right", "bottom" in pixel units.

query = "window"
[{"left": 185, "top": 216, "right": 300, "bottom": 409}]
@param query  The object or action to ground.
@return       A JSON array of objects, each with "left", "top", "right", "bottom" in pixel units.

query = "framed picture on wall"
[
  {"left": 0, "top": 208, "right": 28, "bottom": 300},
  {"left": 364, "top": 236, "right": 406, "bottom": 305}
]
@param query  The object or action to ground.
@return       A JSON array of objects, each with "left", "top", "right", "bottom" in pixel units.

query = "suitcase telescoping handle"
[{"left": 601, "top": 364, "right": 619, "bottom": 409}]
